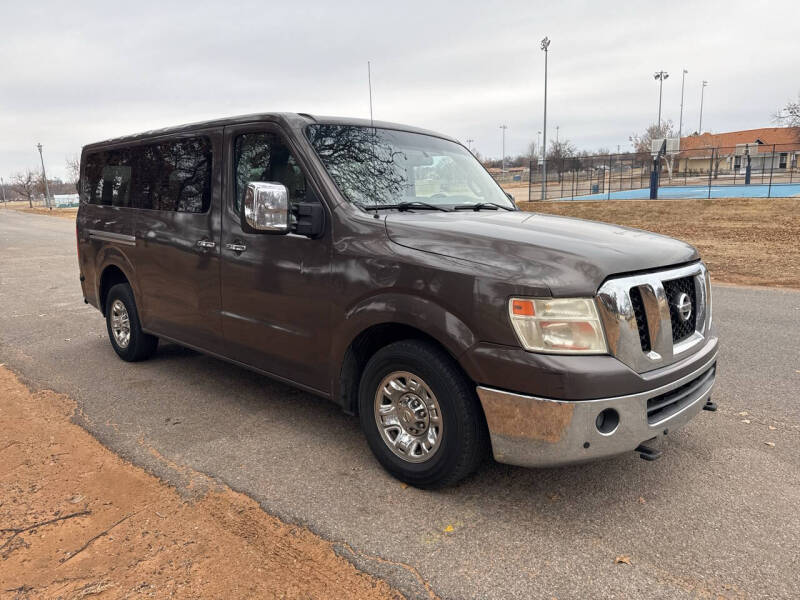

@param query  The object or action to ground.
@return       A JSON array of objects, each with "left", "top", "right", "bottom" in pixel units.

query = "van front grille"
[
  {"left": 629, "top": 287, "right": 651, "bottom": 352},
  {"left": 664, "top": 276, "right": 697, "bottom": 343},
  {"left": 595, "top": 263, "right": 709, "bottom": 374}
]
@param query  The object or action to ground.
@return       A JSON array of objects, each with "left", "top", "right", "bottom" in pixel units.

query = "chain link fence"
[{"left": 493, "top": 142, "right": 800, "bottom": 201}]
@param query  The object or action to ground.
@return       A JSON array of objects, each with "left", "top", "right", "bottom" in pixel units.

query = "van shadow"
[{"left": 104, "top": 339, "right": 700, "bottom": 527}]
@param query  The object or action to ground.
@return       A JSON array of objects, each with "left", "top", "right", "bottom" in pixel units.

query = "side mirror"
[
  {"left": 505, "top": 191, "right": 517, "bottom": 206},
  {"left": 243, "top": 182, "right": 290, "bottom": 233}
]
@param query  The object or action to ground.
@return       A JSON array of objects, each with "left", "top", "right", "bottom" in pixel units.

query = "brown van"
[{"left": 77, "top": 113, "right": 718, "bottom": 487}]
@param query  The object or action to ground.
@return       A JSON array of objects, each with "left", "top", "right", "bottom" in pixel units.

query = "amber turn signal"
[{"left": 511, "top": 299, "right": 535, "bottom": 316}]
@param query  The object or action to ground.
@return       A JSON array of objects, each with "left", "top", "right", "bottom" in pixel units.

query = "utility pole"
[
  {"left": 499, "top": 125, "right": 507, "bottom": 172},
  {"left": 678, "top": 68, "right": 688, "bottom": 138},
  {"left": 466, "top": 138, "right": 474, "bottom": 153},
  {"left": 654, "top": 70, "right": 669, "bottom": 130},
  {"left": 0, "top": 177, "right": 6, "bottom": 206},
  {"left": 540, "top": 36, "right": 550, "bottom": 201},
  {"left": 556, "top": 125, "right": 559, "bottom": 144},
  {"left": 699, "top": 80, "right": 708, "bottom": 133},
  {"left": 37, "top": 143, "right": 52, "bottom": 210}
]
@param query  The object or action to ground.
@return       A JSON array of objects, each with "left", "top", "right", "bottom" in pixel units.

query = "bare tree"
[
  {"left": 11, "top": 170, "right": 39, "bottom": 207},
  {"left": 629, "top": 120, "right": 677, "bottom": 155},
  {"left": 630, "top": 120, "right": 678, "bottom": 180},
  {"left": 546, "top": 139, "right": 577, "bottom": 182},
  {"left": 774, "top": 95, "right": 800, "bottom": 137},
  {"left": 65, "top": 154, "right": 81, "bottom": 186}
]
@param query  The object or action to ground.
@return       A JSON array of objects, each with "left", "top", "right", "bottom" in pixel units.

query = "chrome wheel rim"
[
  {"left": 374, "top": 371, "right": 443, "bottom": 463},
  {"left": 110, "top": 299, "right": 131, "bottom": 349}
]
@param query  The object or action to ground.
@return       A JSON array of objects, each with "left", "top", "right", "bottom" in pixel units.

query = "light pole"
[
  {"left": 678, "top": 68, "right": 688, "bottom": 139},
  {"left": 37, "top": 143, "right": 52, "bottom": 210},
  {"left": 654, "top": 70, "right": 669, "bottom": 130},
  {"left": 0, "top": 177, "right": 7, "bottom": 205},
  {"left": 555, "top": 125, "right": 559, "bottom": 145},
  {"left": 540, "top": 36, "right": 550, "bottom": 200},
  {"left": 699, "top": 80, "right": 708, "bottom": 133},
  {"left": 499, "top": 125, "right": 507, "bottom": 172},
  {"left": 465, "top": 138, "right": 474, "bottom": 153}
]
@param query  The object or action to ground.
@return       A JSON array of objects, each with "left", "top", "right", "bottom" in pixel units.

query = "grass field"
[
  {"left": 2, "top": 202, "right": 78, "bottom": 219},
  {"left": 519, "top": 197, "right": 800, "bottom": 289}
]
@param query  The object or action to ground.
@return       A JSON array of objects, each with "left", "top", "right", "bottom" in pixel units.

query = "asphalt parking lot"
[{"left": 1, "top": 209, "right": 798, "bottom": 599}]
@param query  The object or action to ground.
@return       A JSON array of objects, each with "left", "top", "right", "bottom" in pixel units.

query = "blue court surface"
[{"left": 564, "top": 183, "right": 800, "bottom": 201}]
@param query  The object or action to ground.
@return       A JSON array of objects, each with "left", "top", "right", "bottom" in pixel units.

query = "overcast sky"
[{"left": 1, "top": 0, "right": 797, "bottom": 180}]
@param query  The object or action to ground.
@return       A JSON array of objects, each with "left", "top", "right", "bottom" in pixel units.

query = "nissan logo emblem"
[{"left": 675, "top": 292, "right": 692, "bottom": 322}]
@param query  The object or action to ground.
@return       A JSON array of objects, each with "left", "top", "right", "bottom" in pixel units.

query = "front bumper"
[{"left": 476, "top": 351, "right": 717, "bottom": 468}]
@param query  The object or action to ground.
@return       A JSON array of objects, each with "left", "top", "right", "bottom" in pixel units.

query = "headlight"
[{"left": 508, "top": 297, "right": 608, "bottom": 354}]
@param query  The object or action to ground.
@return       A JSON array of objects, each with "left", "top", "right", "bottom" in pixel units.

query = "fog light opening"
[{"left": 595, "top": 408, "right": 620, "bottom": 435}]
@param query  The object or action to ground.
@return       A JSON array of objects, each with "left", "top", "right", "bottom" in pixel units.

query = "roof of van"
[{"left": 82, "top": 113, "right": 456, "bottom": 150}]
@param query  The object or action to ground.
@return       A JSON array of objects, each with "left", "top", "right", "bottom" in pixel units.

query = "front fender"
[
  {"left": 335, "top": 291, "right": 477, "bottom": 362},
  {"left": 330, "top": 291, "right": 479, "bottom": 408}
]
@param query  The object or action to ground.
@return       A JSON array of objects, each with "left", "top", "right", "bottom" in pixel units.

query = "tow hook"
[
  {"left": 703, "top": 398, "right": 717, "bottom": 411},
  {"left": 635, "top": 442, "right": 662, "bottom": 461}
]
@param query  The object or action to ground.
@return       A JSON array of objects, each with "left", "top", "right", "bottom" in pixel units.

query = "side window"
[
  {"left": 81, "top": 153, "right": 103, "bottom": 204},
  {"left": 233, "top": 132, "right": 308, "bottom": 213},
  {"left": 82, "top": 138, "right": 211, "bottom": 212},
  {"left": 101, "top": 164, "right": 132, "bottom": 207},
  {"left": 81, "top": 150, "right": 131, "bottom": 207},
  {"left": 130, "top": 137, "right": 212, "bottom": 213}
]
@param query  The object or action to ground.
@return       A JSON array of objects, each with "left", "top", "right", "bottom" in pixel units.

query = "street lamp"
[
  {"left": 678, "top": 68, "right": 688, "bottom": 139},
  {"left": 499, "top": 125, "right": 508, "bottom": 172},
  {"left": 37, "top": 143, "right": 52, "bottom": 210},
  {"left": 654, "top": 70, "right": 669, "bottom": 130},
  {"left": 699, "top": 80, "right": 709, "bottom": 133},
  {"left": 540, "top": 36, "right": 550, "bottom": 201}
]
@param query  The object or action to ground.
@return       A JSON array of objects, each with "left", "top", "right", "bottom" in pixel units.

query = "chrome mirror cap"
[{"left": 244, "top": 182, "right": 290, "bottom": 232}]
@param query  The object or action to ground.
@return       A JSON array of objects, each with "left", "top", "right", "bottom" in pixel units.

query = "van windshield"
[{"left": 306, "top": 124, "right": 514, "bottom": 210}]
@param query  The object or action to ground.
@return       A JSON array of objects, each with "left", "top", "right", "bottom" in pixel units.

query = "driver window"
[{"left": 233, "top": 132, "right": 308, "bottom": 213}]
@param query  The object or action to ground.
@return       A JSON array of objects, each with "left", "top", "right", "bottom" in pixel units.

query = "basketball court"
[{"left": 567, "top": 182, "right": 800, "bottom": 201}]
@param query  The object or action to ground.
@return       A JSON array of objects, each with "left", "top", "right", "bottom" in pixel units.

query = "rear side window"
[
  {"left": 131, "top": 137, "right": 212, "bottom": 212},
  {"left": 82, "top": 150, "right": 132, "bottom": 207},
  {"left": 81, "top": 136, "right": 212, "bottom": 213}
]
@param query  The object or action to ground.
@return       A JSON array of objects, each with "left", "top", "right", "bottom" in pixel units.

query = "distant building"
[
  {"left": 53, "top": 194, "right": 79, "bottom": 207},
  {"left": 677, "top": 127, "right": 800, "bottom": 174}
]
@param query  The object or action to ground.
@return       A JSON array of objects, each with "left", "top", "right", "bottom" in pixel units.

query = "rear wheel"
[
  {"left": 358, "top": 340, "right": 488, "bottom": 488},
  {"left": 105, "top": 283, "right": 158, "bottom": 362}
]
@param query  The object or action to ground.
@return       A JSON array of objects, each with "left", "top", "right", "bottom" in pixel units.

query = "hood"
[{"left": 385, "top": 210, "right": 699, "bottom": 296}]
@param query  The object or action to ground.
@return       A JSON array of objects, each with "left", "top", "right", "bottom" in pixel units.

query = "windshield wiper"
[
  {"left": 453, "top": 202, "right": 515, "bottom": 212},
  {"left": 360, "top": 201, "right": 451, "bottom": 212}
]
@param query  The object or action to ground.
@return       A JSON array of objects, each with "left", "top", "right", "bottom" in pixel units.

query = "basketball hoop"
[{"left": 651, "top": 137, "right": 680, "bottom": 157}]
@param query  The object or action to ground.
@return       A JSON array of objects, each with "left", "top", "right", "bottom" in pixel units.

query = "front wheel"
[{"left": 358, "top": 340, "right": 488, "bottom": 488}]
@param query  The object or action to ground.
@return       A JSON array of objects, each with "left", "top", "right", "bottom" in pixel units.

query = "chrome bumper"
[{"left": 476, "top": 352, "right": 717, "bottom": 468}]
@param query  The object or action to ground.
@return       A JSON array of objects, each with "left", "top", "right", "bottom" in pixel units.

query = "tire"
[
  {"left": 105, "top": 283, "right": 158, "bottom": 362},
  {"left": 358, "top": 340, "right": 488, "bottom": 488}
]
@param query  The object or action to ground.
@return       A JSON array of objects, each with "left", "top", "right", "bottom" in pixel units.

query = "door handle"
[
  {"left": 196, "top": 239, "right": 216, "bottom": 249},
  {"left": 225, "top": 242, "right": 247, "bottom": 253}
]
